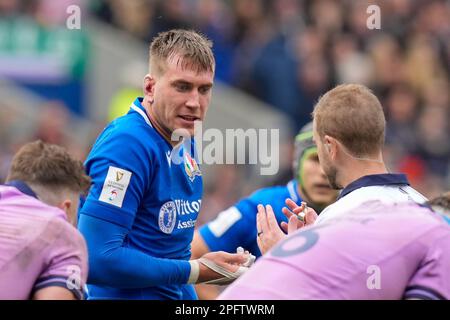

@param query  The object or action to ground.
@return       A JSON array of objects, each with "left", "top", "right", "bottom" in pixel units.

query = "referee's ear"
[{"left": 324, "top": 135, "right": 337, "bottom": 160}]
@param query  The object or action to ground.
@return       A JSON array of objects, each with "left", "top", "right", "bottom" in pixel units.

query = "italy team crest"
[{"left": 184, "top": 152, "right": 201, "bottom": 182}]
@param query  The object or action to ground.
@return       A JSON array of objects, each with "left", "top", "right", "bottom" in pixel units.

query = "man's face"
[
  {"left": 312, "top": 121, "right": 341, "bottom": 190},
  {"left": 150, "top": 56, "right": 214, "bottom": 138},
  {"left": 301, "top": 154, "right": 339, "bottom": 206}
]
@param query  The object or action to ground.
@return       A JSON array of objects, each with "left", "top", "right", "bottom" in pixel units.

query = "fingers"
[
  {"left": 265, "top": 205, "right": 279, "bottom": 230},
  {"left": 257, "top": 204, "right": 269, "bottom": 232},
  {"left": 215, "top": 251, "right": 247, "bottom": 264},
  {"left": 256, "top": 229, "right": 267, "bottom": 255},
  {"left": 285, "top": 198, "right": 305, "bottom": 213},
  {"left": 282, "top": 206, "right": 295, "bottom": 220},
  {"left": 288, "top": 215, "right": 303, "bottom": 234},
  {"left": 305, "top": 208, "right": 318, "bottom": 225},
  {"left": 284, "top": 199, "right": 307, "bottom": 219},
  {"left": 280, "top": 221, "right": 288, "bottom": 233}
]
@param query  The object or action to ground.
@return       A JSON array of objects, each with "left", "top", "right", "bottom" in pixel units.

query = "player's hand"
[
  {"left": 196, "top": 251, "right": 249, "bottom": 284},
  {"left": 256, "top": 204, "right": 286, "bottom": 255},
  {"left": 281, "top": 199, "right": 317, "bottom": 232}
]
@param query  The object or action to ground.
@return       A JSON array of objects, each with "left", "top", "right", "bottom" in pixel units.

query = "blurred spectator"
[
  {"left": 88, "top": 0, "right": 450, "bottom": 200},
  {"left": 197, "top": 164, "right": 241, "bottom": 226},
  {"left": 33, "top": 101, "right": 70, "bottom": 146},
  {"left": 384, "top": 84, "right": 420, "bottom": 155},
  {"left": 415, "top": 105, "right": 450, "bottom": 176}
]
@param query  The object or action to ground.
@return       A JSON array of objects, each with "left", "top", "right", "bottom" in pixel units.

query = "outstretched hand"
[
  {"left": 281, "top": 199, "right": 318, "bottom": 232},
  {"left": 256, "top": 200, "right": 319, "bottom": 255},
  {"left": 256, "top": 204, "right": 287, "bottom": 255}
]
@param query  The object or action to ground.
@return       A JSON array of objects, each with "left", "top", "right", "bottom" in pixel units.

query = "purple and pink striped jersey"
[
  {"left": 0, "top": 185, "right": 88, "bottom": 299},
  {"left": 219, "top": 200, "right": 450, "bottom": 300}
]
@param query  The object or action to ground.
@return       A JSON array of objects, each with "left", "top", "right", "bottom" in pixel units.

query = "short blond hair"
[
  {"left": 312, "top": 84, "right": 386, "bottom": 156},
  {"left": 149, "top": 29, "right": 215, "bottom": 76}
]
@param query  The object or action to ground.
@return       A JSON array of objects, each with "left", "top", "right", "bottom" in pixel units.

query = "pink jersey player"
[
  {"left": 219, "top": 200, "right": 450, "bottom": 300},
  {"left": 0, "top": 185, "right": 88, "bottom": 299}
]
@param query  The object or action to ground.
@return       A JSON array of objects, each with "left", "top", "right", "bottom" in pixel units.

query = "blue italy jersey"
[
  {"left": 79, "top": 98, "right": 202, "bottom": 299},
  {"left": 199, "top": 180, "right": 302, "bottom": 257}
]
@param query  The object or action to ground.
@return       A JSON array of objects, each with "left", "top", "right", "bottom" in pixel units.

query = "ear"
[
  {"left": 58, "top": 199, "right": 73, "bottom": 221},
  {"left": 143, "top": 74, "right": 156, "bottom": 103},
  {"left": 323, "top": 135, "right": 331, "bottom": 152},
  {"left": 324, "top": 135, "right": 337, "bottom": 159}
]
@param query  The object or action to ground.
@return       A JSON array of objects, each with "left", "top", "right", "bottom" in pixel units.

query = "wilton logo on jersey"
[
  {"left": 158, "top": 199, "right": 202, "bottom": 233},
  {"left": 184, "top": 152, "right": 201, "bottom": 182}
]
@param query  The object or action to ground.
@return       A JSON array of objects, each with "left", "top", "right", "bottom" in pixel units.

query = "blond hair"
[
  {"left": 149, "top": 29, "right": 215, "bottom": 76},
  {"left": 312, "top": 84, "right": 386, "bottom": 156}
]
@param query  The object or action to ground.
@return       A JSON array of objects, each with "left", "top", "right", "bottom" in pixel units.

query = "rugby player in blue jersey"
[
  {"left": 191, "top": 122, "right": 339, "bottom": 298},
  {"left": 78, "top": 30, "right": 251, "bottom": 300}
]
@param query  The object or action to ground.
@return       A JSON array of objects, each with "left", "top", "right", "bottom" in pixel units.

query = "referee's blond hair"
[{"left": 312, "top": 84, "right": 386, "bottom": 157}]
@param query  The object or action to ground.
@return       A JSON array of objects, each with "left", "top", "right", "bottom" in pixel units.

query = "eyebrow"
[
  {"left": 172, "top": 80, "right": 191, "bottom": 85},
  {"left": 171, "top": 79, "right": 213, "bottom": 87}
]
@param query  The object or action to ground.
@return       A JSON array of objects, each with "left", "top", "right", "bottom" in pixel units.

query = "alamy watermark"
[
  {"left": 66, "top": 265, "right": 82, "bottom": 291},
  {"left": 366, "top": 265, "right": 381, "bottom": 290},
  {"left": 169, "top": 121, "right": 279, "bottom": 176},
  {"left": 66, "top": 5, "right": 81, "bottom": 30},
  {"left": 367, "top": 4, "right": 381, "bottom": 30}
]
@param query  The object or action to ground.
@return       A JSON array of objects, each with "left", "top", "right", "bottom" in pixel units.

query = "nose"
[
  {"left": 186, "top": 90, "right": 200, "bottom": 109},
  {"left": 318, "top": 162, "right": 327, "bottom": 178}
]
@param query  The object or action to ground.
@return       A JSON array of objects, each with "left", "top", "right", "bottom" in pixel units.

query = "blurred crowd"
[
  {"left": 0, "top": 0, "right": 448, "bottom": 222},
  {"left": 91, "top": 0, "right": 450, "bottom": 201}
]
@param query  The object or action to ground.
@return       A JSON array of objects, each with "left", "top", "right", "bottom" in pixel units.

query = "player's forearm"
[
  {"left": 89, "top": 245, "right": 191, "bottom": 288},
  {"left": 79, "top": 214, "right": 190, "bottom": 288}
]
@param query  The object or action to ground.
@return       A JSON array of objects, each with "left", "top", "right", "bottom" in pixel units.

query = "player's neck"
[
  {"left": 143, "top": 99, "right": 177, "bottom": 147},
  {"left": 339, "top": 160, "right": 388, "bottom": 189}
]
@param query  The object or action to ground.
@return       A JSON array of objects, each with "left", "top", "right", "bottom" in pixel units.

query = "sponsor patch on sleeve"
[
  {"left": 208, "top": 207, "right": 242, "bottom": 237},
  {"left": 98, "top": 166, "right": 132, "bottom": 208}
]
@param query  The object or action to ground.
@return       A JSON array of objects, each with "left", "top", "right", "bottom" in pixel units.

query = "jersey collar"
[
  {"left": 287, "top": 179, "right": 301, "bottom": 203},
  {"left": 338, "top": 173, "right": 410, "bottom": 200},
  {"left": 4, "top": 180, "right": 38, "bottom": 199},
  {"left": 130, "top": 97, "right": 153, "bottom": 127}
]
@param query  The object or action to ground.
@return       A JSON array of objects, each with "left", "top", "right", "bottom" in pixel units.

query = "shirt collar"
[
  {"left": 130, "top": 97, "right": 152, "bottom": 127},
  {"left": 337, "top": 174, "right": 410, "bottom": 200},
  {"left": 4, "top": 180, "right": 38, "bottom": 199},
  {"left": 287, "top": 179, "right": 301, "bottom": 203}
]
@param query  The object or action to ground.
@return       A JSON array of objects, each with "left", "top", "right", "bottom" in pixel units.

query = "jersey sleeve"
[
  {"left": 78, "top": 214, "right": 191, "bottom": 288},
  {"left": 33, "top": 218, "right": 88, "bottom": 300},
  {"left": 80, "top": 129, "right": 152, "bottom": 230},
  {"left": 404, "top": 227, "right": 450, "bottom": 300}
]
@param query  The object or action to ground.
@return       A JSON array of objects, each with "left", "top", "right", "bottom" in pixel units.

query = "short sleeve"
[
  {"left": 404, "top": 228, "right": 450, "bottom": 300},
  {"left": 33, "top": 218, "right": 88, "bottom": 300}
]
